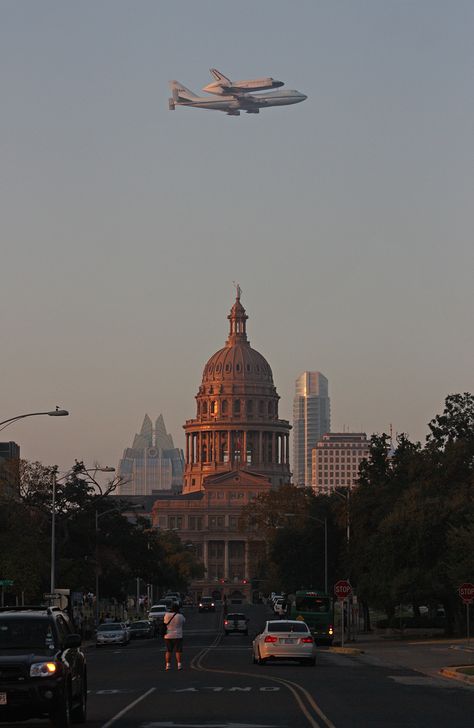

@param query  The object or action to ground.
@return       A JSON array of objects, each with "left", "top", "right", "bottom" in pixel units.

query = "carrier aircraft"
[{"left": 169, "top": 69, "right": 307, "bottom": 116}]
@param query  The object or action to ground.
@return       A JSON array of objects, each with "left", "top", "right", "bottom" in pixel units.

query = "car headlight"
[{"left": 30, "top": 661, "right": 58, "bottom": 677}]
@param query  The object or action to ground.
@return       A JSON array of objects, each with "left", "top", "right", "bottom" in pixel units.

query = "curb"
[
  {"left": 439, "top": 666, "right": 474, "bottom": 685},
  {"left": 328, "top": 646, "right": 364, "bottom": 655}
]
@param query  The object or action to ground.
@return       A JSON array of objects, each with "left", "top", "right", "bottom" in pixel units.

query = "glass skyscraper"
[
  {"left": 292, "top": 372, "right": 330, "bottom": 486},
  {"left": 117, "top": 414, "right": 184, "bottom": 495}
]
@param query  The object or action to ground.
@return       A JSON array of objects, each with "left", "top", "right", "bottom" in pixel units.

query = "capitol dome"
[
  {"left": 182, "top": 290, "right": 291, "bottom": 492},
  {"left": 202, "top": 297, "right": 274, "bottom": 387}
]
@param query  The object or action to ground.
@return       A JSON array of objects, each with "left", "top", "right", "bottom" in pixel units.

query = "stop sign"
[
  {"left": 458, "top": 583, "right": 474, "bottom": 604},
  {"left": 334, "top": 579, "right": 352, "bottom": 600}
]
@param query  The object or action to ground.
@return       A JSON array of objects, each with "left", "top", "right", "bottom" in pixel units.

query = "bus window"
[{"left": 295, "top": 597, "right": 330, "bottom": 613}]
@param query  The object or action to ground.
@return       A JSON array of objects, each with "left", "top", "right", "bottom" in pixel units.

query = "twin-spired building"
[{"left": 151, "top": 292, "right": 291, "bottom": 602}]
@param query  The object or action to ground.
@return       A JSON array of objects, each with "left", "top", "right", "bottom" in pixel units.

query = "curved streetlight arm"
[{"left": 0, "top": 409, "right": 69, "bottom": 433}]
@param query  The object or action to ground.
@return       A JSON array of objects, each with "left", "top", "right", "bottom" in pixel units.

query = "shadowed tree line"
[
  {"left": 240, "top": 394, "right": 474, "bottom": 635},
  {"left": 0, "top": 461, "right": 203, "bottom": 604}
]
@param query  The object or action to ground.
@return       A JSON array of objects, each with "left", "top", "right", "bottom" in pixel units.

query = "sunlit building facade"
[
  {"left": 152, "top": 292, "right": 291, "bottom": 602},
  {"left": 292, "top": 371, "right": 330, "bottom": 486},
  {"left": 312, "top": 432, "right": 370, "bottom": 494}
]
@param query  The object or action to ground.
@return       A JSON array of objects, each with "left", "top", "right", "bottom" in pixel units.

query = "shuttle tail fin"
[
  {"left": 209, "top": 68, "right": 231, "bottom": 87},
  {"left": 169, "top": 80, "right": 199, "bottom": 102}
]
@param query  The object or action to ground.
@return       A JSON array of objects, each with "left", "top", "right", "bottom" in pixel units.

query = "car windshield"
[
  {"left": 98, "top": 624, "right": 124, "bottom": 632},
  {"left": 150, "top": 606, "right": 166, "bottom": 612},
  {"left": 201, "top": 598, "right": 213, "bottom": 603},
  {"left": 130, "top": 622, "right": 149, "bottom": 629},
  {"left": 267, "top": 622, "right": 308, "bottom": 633},
  {"left": 227, "top": 614, "right": 245, "bottom": 620},
  {"left": 0, "top": 618, "right": 56, "bottom": 650}
]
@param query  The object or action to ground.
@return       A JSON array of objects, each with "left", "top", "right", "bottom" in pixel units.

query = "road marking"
[
  {"left": 170, "top": 686, "right": 280, "bottom": 693},
  {"left": 388, "top": 676, "right": 447, "bottom": 686},
  {"left": 142, "top": 723, "right": 278, "bottom": 727},
  {"left": 190, "top": 616, "right": 336, "bottom": 728},
  {"left": 101, "top": 687, "right": 156, "bottom": 728}
]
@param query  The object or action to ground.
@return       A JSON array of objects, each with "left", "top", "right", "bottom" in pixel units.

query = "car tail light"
[
  {"left": 264, "top": 635, "right": 278, "bottom": 643},
  {"left": 224, "top": 621, "right": 228, "bottom": 625},
  {"left": 301, "top": 636, "right": 314, "bottom": 643}
]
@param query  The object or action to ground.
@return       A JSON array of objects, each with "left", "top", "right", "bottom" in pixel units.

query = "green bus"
[{"left": 289, "top": 590, "right": 334, "bottom": 645}]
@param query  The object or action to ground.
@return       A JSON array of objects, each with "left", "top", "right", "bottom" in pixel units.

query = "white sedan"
[
  {"left": 96, "top": 622, "right": 130, "bottom": 647},
  {"left": 252, "top": 620, "right": 316, "bottom": 665}
]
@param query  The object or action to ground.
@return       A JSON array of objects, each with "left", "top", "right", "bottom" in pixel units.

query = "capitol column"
[{"left": 224, "top": 541, "right": 229, "bottom": 580}]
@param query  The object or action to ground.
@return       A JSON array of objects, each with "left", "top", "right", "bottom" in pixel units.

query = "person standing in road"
[{"left": 164, "top": 603, "right": 185, "bottom": 671}]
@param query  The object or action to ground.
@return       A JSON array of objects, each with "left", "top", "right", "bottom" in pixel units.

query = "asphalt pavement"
[{"left": 11, "top": 603, "right": 474, "bottom": 728}]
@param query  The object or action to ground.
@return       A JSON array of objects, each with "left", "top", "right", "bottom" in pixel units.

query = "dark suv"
[{"left": 0, "top": 606, "right": 87, "bottom": 726}]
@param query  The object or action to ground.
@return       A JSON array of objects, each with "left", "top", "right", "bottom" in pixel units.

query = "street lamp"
[
  {"left": 94, "top": 499, "right": 143, "bottom": 625},
  {"left": 284, "top": 513, "right": 328, "bottom": 594},
  {"left": 0, "top": 407, "right": 69, "bottom": 595},
  {"left": 332, "top": 488, "right": 351, "bottom": 542},
  {"left": 50, "top": 464, "right": 114, "bottom": 597},
  {"left": 0, "top": 408, "right": 69, "bottom": 433}
]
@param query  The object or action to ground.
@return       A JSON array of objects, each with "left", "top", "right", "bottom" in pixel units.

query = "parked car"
[
  {"left": 163, "top": 592, "right": 182, "bottom": 608},
  {"left": 252, "top": 620, "right": 316, "bottom": 665},
  {"left": 224, "top": 613, "right": 249, "bottom": 635},
  {"left": 147, "top": 604, "right": 169, "bottom": 622},
  {"left": 96, "top": 622, "right": 130, "bottom": 647},
  {"left": 0, "top": 605, "right": 87, "bottom": 725},
  {"left": 128, "top": 620, "right": 154, "bottom": 639},
  {"left": 198, "top": 596, "right": 216, "bottom": 613}
]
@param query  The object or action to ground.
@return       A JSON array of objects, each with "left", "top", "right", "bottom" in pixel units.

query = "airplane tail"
[
  {"left": 209, "top": 68, "right": 231, "bottom": 87},
  {"left": 169, "top": 80, "right": 199, "bottom": 102}
]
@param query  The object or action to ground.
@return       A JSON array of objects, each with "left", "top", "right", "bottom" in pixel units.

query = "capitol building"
[{"left": 151, "top": 291, "right": 291, "bottom": 602}]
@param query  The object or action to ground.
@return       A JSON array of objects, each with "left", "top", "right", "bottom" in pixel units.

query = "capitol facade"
[{"left": 152, "top": 291, "right": 291, "bottom": 602}]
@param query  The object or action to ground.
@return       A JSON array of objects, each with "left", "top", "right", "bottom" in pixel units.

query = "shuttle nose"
[{"left": 274, "top": 80, "right": 284, "bottom": 88}]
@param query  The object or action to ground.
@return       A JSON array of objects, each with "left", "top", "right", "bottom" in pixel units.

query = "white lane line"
[{"left": 101, "top": 687, "right": 156, "bottom": 728}]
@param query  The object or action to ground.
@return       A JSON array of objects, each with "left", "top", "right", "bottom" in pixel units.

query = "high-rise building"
[
  {"left": 117, "top": 415, "right": 184, "bottom": 495},
  {"left": 312, "top": 432, "right": 370, "bottom": 494},
  {"left": 292, "top": 372, "right": 330, "bottom": 486},
  {"left": 0, "top": 441, "right": 20, "bottom": 496},
  {"left": 152, "top": 291, "right": 291, "bottom": 602}
]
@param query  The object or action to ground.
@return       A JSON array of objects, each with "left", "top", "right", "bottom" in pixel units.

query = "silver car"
[
  {"left": 224, "top": 613, "right": 249, "bottom": 635},
  {"left": 252, "top": 620, "right": 316, "bottom": 665},
  {"left": 96, "top": 622, "right": 130, "bottom": 647}
]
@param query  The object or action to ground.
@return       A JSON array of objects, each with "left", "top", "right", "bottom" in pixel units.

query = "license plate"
[
  {"left": 0, "top": 693, "right": 7, "bottom": 705},
  {"left": 282, "top": 638, "right": 295, "bottom": 644}
]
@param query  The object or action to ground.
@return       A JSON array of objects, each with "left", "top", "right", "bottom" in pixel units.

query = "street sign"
[
  {"left": 334, "top": 579, "right": 352, "bottom": 600},
  {"left": 458, "top": 583, "right": 474, "bottom": 604},
  {"left": 43, "top": 593, "right": 61, "bottom": 599},
  {"left": 0, "top": 580, "right": 13, "bottom": 587}
]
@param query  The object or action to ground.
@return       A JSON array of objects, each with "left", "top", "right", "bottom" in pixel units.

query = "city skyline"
[{"left": 1, "top": 1, "right": 472, "bottom": 471}]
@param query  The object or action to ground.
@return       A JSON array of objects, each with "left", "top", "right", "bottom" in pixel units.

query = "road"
[{"left": 24, "top": 604, "right": 474, "bottom": 727}]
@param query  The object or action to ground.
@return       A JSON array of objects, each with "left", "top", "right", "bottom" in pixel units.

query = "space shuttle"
[{"left": 202, "top": 68, "right": 284, "bottom": 96}]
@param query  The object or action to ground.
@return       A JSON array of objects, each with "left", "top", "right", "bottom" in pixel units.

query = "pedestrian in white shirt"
[{"left": 163, "top": 603, "right": 186, "bottom": 671}]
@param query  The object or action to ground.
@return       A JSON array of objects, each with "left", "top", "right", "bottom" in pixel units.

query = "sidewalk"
[{"left": 330, "top": 631, "right": 474, "bottom": 686}]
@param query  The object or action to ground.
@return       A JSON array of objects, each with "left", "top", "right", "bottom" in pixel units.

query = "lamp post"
[
  {"left": 50, "top": 463, "right": 114, "bottom": 600},
  {"left": 0, "top": 407, "right": 69, "bottom": 595},
  {"left": 284, "top": 513, "right": 328, "bottom": 594},
  {"left": 95, "top": 499, "right": 143, "bottom": 625},
  {"left": 333, "top": 488, "right": 350, "bottom": 542}
]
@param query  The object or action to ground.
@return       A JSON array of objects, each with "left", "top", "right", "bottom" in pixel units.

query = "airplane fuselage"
[{"left": 170, "top": 87, "right": 307, "bottom": 115}]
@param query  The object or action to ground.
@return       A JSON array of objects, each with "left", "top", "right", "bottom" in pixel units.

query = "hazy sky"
[{"left": 1, "top": 1, "right": 473, "bottom": 473}]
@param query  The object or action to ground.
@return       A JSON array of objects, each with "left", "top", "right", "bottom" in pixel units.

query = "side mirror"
[{"left": 65, "top": 633, "right": 82, "bottom": 649}]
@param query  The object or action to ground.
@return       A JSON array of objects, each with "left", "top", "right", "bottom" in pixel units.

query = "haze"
[{"left": 1, "top": 1, "right": 472, "bottom": 472}]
